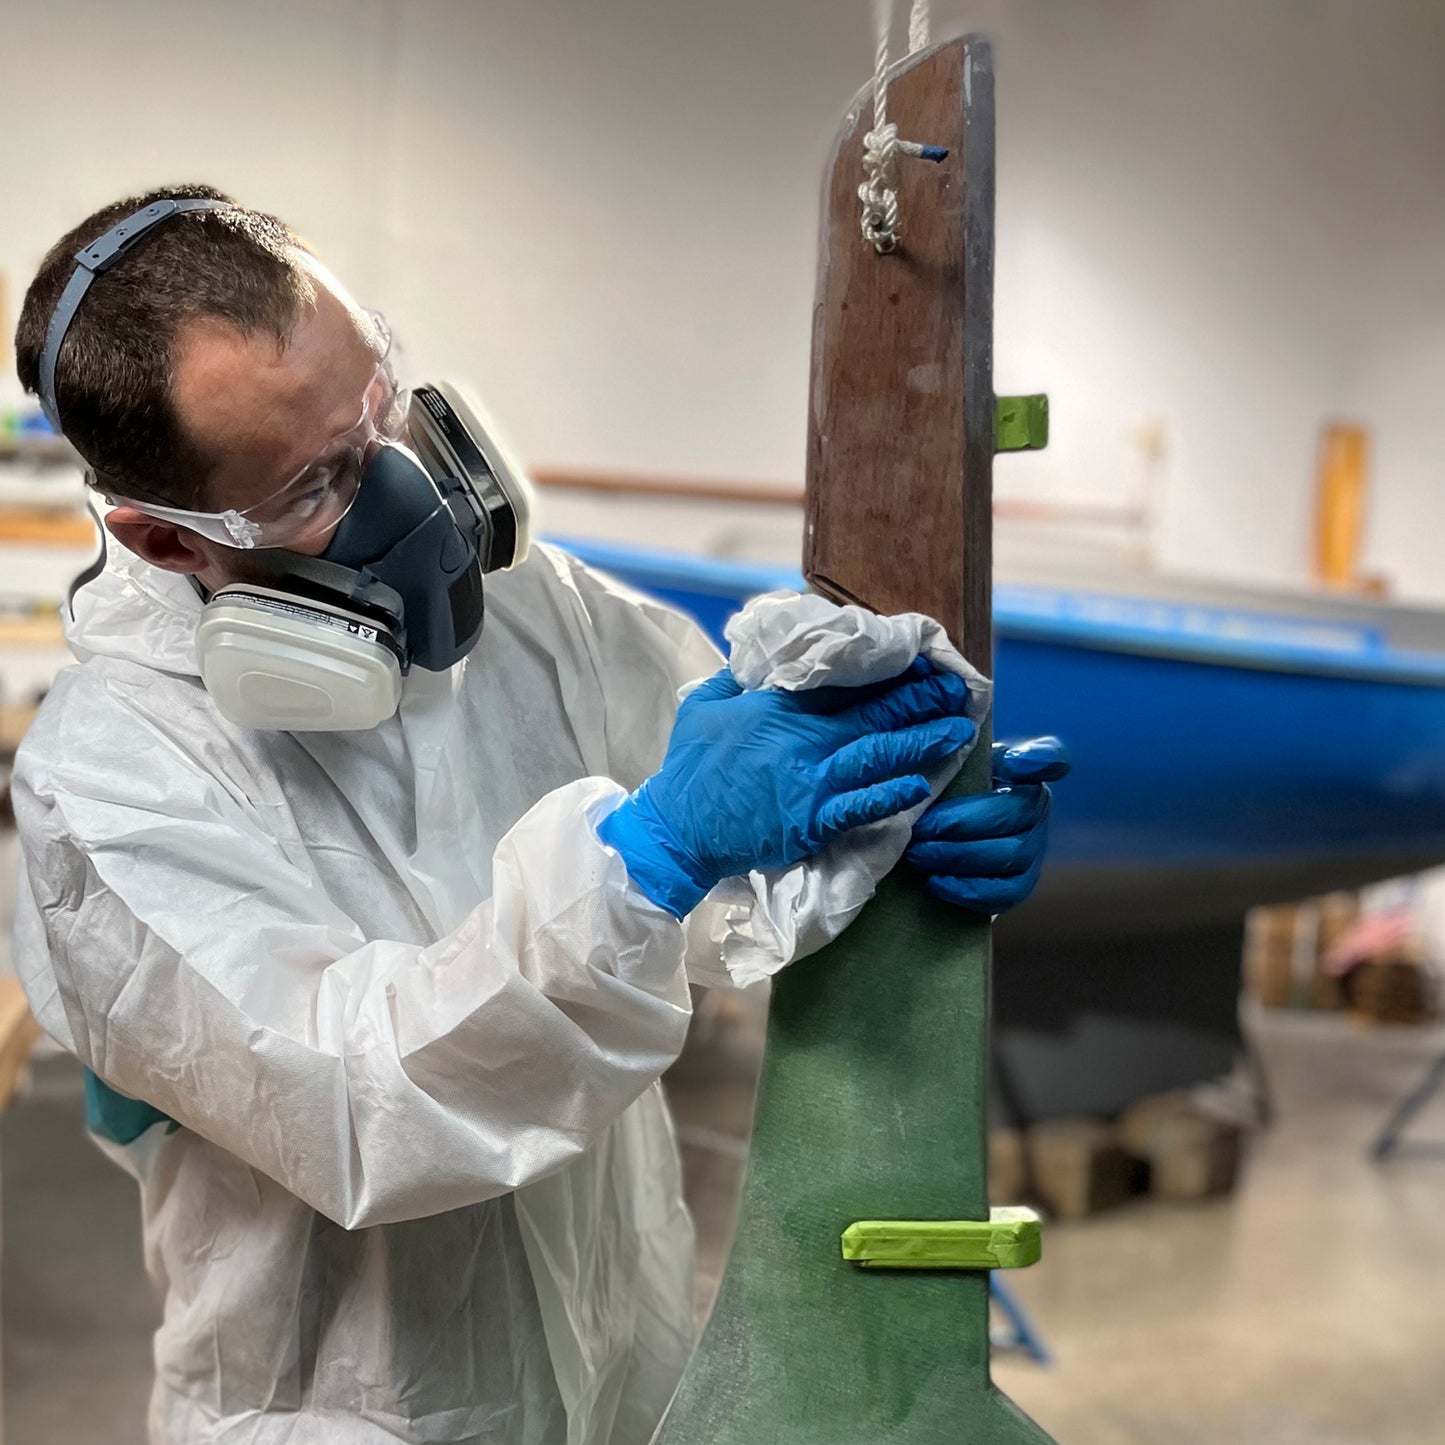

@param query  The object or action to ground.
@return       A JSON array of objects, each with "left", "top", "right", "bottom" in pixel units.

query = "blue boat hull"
[{"left": 554, "top": 536, "right": 1445, "bottom": 941}]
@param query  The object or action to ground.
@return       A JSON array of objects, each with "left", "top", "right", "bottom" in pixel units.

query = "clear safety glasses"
[{"left": 108, "top": 309, "right": 411, "bottom": 551}]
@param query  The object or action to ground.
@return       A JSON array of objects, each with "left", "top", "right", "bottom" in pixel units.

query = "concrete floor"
[
  {"left": 994, "top": 1009, "right": 1445, "bottom": 1445},
  {"left": 4, "top": 1001, "right": 1445, "bottom": 1443},
  {"left": 2, "top": 1054, "right": 156, "bottom": 1445}
]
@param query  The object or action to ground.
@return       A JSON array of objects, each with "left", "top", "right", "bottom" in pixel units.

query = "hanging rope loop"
[{"left": 858, "top": 0, "right": 946, "bottom": 254}]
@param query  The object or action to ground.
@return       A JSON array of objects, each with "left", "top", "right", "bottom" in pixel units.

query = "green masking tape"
[
  {"left": 994, "top": 394, "right": 1049, "bottom": 452},
  {"left": 841, "top": 1206, "right": 1043, "bottom": 1270}
]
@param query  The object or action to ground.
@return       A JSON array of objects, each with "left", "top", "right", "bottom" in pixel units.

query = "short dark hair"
[{"left": 14, "top": 183, "right": 314, "bottom": 509}]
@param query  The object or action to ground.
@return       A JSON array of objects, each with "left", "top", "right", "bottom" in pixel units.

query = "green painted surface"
[
  {"left": 657, "top": 743, "right": 1055, "bottom": 1442},
  {"left": 994, "top": 394, "right": 1050, "bottom": 452},
  {"left": 841, "top": 1207, "right": 1043, "bottom": 1270}
]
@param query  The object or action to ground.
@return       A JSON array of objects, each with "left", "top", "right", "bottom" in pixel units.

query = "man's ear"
[{"left": 105, "top": 509, "right": 209, "bottom": 575}]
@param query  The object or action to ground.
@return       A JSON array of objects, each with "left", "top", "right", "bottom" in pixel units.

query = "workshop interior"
[{"left": 0, "top": 2, "right": 1443, "bottom": 1443}]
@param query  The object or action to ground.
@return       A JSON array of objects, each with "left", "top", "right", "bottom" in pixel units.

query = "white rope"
[
  {"left": 858, "top": 0, "right": 945, "bottom": 254},
  {"left": 859, "top": 0, "right": 901, "bottom": 253},
  {"left": 907, "top": 0, "right": 930, "bottom": 53}
]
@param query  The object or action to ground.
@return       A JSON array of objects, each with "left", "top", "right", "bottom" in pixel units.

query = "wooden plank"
[
  {"left": 1314, "top": 423, "right": 1369, "bottom": 588},
  {"left": 803, "top": 36, "right": 995, "bottom": 666}
]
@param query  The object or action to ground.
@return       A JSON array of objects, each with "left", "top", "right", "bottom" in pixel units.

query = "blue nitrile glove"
[
  {"left": 598, "top": 662, "right": 976, "bottom": 917},
  {"left": 904, "top": 735, "right": 1071, "bottom": 915}
]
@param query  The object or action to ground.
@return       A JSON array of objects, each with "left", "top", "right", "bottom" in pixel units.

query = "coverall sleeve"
[
  {"left": 536, "top": 550, "right": 741, "bottom": 990},
  {"left": 13, "top": 711, "right": 693, "bottom": 1231}
]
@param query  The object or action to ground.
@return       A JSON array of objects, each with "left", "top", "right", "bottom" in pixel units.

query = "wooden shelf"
[
  {"left": 0, "top": 435, "right": 75, "bottom": 466},
  {"left": 0, "top": 615, "right": 65, "bottom": 648},
  {"left": 0, "top": 507, "right": 96, "bottom": 547}
]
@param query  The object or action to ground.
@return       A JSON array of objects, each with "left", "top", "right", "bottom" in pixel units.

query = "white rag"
[{"left": 710, "top": 590, "right": 991, "bottom": 986}]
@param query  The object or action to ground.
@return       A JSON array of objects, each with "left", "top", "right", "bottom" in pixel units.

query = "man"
[{"left": 10, "top": 185, "right": 1067, "bottom": 1445}]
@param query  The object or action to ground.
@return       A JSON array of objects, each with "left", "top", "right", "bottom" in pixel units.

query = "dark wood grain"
[{"left": 804, "top": 38, "right": 995, "bottom": 669}]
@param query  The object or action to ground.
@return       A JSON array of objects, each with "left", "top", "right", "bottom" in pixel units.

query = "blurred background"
[{"left": 3, "top": 1, "right": 1445, "bottom": 1442}]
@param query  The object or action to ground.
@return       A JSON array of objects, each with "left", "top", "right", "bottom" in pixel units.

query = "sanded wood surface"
[{"left": 804, "top": 39, "right": 994, "bottom": 666}]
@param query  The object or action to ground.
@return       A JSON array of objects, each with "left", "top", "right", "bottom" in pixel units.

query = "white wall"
[{"left": 2, "top": 0, "right": 1443, "bottom": 595}]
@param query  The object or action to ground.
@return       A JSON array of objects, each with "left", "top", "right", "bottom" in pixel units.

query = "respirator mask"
[
  {"left": 187, "top": 376, "right": 531, "bottom": 731},
  {"left": 38, "top": 198, "right": 533, "bottom": 733}
]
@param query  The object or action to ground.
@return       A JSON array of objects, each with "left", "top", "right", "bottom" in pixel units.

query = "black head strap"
[{"left": 39, "top": 198, "right": 227, "bottom": 431}]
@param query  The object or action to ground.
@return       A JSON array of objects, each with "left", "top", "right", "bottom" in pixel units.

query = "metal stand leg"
[
  {"left": 990, "top": 1048, "right": 1032, "bottom": 1133},
  {"left": 1371, "top": 1049, "right": 1445, "bottom": 1161},
  {"left": 989, "top": 1274, "right": 1052, "bottom": 1366}
]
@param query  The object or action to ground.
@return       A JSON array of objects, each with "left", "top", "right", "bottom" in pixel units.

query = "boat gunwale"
[{"left": 547, "top": 536, "right": 1445, "bottom": 689}]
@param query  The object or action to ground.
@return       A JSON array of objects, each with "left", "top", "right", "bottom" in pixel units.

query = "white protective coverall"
[{"left": 10, "top": 540, "right": 751, "bottom": 1445}]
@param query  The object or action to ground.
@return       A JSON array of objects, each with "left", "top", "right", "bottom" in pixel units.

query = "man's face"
[{"left": 107, "top": 255, "right": 383, "bottom": 589}]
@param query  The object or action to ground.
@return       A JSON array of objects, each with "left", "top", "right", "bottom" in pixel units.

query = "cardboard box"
[
  {"left": 1026, "top": 1119, "right": 1140, "bottom": 1219},
  {"left": 1116, "top": 1092, "right": 1244, "bottom": 1201},
  {"left": 1243, "top": 904, "right": 1300, "bottom": 1009},
  {"left": 1345, "top": 949, "right": 1434, "bottom": 1026},
  {"left": 988, "top": 1127, "right": 1026, "bottom": 1206}
]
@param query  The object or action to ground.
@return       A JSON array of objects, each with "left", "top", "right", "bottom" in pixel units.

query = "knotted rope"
[{"left": 858, "top": 0, "right": 946, "bottom": 254}]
